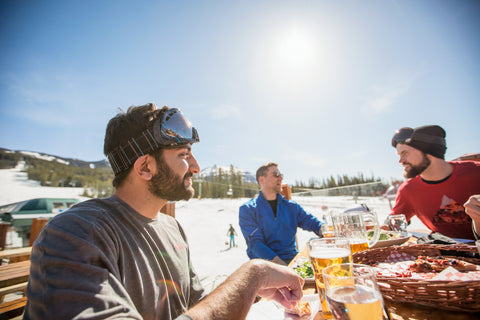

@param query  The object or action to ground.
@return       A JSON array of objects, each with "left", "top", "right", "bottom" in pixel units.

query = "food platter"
[
  {"left": 353, "top": 243, "right": 480, "bottom": 312},
  {"left": 370, "top": 231, "right": 410, "bottom": 248},
  {"left": 371, "top": 235, "right": 410, "bottom": 248},
  {"left": 292, "top": 257, "right": 315, "bottom": 286}
]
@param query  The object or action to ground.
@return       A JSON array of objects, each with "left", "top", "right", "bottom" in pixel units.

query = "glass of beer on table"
[
  {"left": 322, "top": 263, "right": 387, "bottom": 320},
  {"left": 307, "top": 237, "right": 352, "bottom": 318},
  {"left": 332, "top": 206, "right": 380, "bottom": 253}
]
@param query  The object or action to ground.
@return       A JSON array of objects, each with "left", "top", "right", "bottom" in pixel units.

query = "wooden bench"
[
  {"left": 160, "top": 202, "right": 175, "bottom": 217},
  {"left": 0, "top": 282, "right": 27, "bottom": 297},
  {"left": 0, "top": 247, "right": 32, "bottom": 265},
  {"left": 0, "top": 260, "right": 30, "bottom": 317},
  {"left": 0, "top": 296, "right": 27, "bottom": 318},
  {"left": 0, "top": 261, "right": 30, "bottom": 288}
]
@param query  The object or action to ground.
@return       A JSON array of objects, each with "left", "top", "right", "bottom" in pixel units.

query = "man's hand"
[
  {"left": 185, "top": 259, "right": 304, "bottom": 320},
  {"left": 465, "top": 195, "right": 480, "bottom": 236},
  {"left": 256, "top": 260, "right": 304, "bottom": 309},
  {"left": 271, "top": 256, "right": 287, "bottom": 266},
  {"left": 380, "top": 224, "right": 391, "bottom": 231}
]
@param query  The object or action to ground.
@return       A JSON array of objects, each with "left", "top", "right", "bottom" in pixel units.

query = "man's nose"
[{"left": 188, "top": 155, "right": 200, "bottom": 174}]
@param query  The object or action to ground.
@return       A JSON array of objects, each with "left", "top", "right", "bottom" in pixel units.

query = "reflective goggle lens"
[
  {"left": 153, "top": 108, "right": 199, "bottom": 146},
  {"left": 391, "top": 127, "right": 413, "bottom": 147}
]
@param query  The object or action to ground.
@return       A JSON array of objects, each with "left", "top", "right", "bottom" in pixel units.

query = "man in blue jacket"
[{"left": 239, "top": 162, "right": 323, "bottom": 265}]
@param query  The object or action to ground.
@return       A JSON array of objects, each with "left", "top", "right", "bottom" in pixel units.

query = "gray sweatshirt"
[{"left": 24, "top": 196, "right": 204, "bottom": 320}]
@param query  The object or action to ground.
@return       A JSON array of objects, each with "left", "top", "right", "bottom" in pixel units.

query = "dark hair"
[
  {"left": 255, "top": 162, "right": 278, "bottom": 184},
  {"left": 104, "top": 103, "right": 169, "bottom": 187}
]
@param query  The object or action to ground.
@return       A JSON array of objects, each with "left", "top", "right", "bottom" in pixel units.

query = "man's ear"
[
  {"left": 133, "top": 155, "right": 154, "bottom": 180},
  {"left": 426, "top": 153, "right": 436, "bottom": 162},
  {"left": 258, "top": 176, "right": 264, "bottom": 186}
]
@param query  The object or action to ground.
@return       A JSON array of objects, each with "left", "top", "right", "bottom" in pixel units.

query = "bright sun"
[{"left": 275, "top": 27, "right": 316, "bottom": 70}]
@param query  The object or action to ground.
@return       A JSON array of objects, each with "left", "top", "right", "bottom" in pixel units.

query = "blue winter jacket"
[{"left": 239, "top": 191, "right": 322, "bottom": 262}]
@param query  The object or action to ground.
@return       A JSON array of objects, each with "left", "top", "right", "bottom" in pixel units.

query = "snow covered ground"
[{"left": 0, "top": 165, "right": 427, "bottom": 292}]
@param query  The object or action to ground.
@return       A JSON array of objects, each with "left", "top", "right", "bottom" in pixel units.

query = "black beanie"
[{"left": 408, "top": 125, "right": 447, "bottom": 159}]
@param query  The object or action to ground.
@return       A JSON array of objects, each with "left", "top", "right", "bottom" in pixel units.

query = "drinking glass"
[
  {"left": 321, "top": 224, "right": 336, "bottom": 238},
  {"left": 322, "top": 263, "right": 387, "bottom": 320},
  {"left": 331, "top": 208, "right": 380, "bottom": 253},
  {"left": 307, "top": 237, "right": 352, "bottom": 318},
  {"left": 388, "top": 214, "right": 407, "bottom": 232}
]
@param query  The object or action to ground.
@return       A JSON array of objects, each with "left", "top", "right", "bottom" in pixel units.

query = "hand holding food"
[{"left": 284, "top": 300, "right": 312, "bottom": 317}]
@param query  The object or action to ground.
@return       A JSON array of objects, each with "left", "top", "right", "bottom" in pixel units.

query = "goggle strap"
[
  {"left": 119, "top": 146, "right": 132, "bottom": 172},
  {"left": 128, "top": 140, "right": 142, "bottom": 158},
  {"left": 107, "top": 129, "right": 159, "bottom": 175},
  {"left": 144, "top": 130, "right": 159, "bottom": 149},
  {"left": 107, "top": 150, "right": 122, "bottom": 175}
]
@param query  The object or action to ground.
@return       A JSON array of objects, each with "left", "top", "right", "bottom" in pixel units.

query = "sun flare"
[{"left": 275, "top": 27, "right": 316, "bottom": 70}]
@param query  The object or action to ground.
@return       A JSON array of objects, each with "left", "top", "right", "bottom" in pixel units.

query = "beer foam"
[{"left": 309, "top": 247, "right": 350, "bottom": 259}]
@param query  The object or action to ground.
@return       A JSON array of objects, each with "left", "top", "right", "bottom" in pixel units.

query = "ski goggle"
[
  {"left": 107, "top": 108, "right": 199, "bottom": 175},
  {"left": 391, "top": 127, "right": 444, "bottom": 148}
]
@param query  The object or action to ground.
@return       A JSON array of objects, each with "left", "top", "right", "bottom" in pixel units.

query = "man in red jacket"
[{"left": 386, "top": 125, "right": 480, "bottom": 240}]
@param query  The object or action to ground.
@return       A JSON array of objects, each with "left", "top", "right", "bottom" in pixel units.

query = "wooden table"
[
  {"left": 290, "top": 239, "right": 480, "bottom": 320},
  {"left": 0, "top": 247, "right": 32, "bottom": 264},
  {"left": 0, "top": 260, "right": 30, "bottom": 288},
  {"left": 0, "top": 259, "right": 30, "bottom": 317}
]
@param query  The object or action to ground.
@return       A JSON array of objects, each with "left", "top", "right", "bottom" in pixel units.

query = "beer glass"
[
  {"left": 322, "top": 263, "right": 387, "bottom": 320},
  {"left": 321, "top": 224, "right": 336, "bottom": 238},
  {"left": 307, "top": 238, "right": 352, "bottom": 318},
  {"left": 388, "top": 214, "right": 408, "bottom": 232},
  {"left": 321, "top": 213, "right": 336, "bottom": 238},
  {"left": 332, "top": 207, "right": 380, "bottom": 253}
]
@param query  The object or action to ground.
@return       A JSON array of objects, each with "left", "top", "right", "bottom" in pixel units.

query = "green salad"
[
  {"left": 295, "top": 261, "right": 314, "bottom": 279},
  {"left": 367, "top": 230, "right": 401, "bottom": 241}
]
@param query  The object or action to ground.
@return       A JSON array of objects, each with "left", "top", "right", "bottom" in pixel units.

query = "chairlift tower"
[
  {"left": 226, "top": 185, "right": 233, "bottom": 198},
  {"left": 193, "top": 178, "right": 204, "bottom": 199}
]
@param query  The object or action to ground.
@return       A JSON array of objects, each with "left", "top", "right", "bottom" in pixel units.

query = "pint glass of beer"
[
  {"left": 307, "top": 238, "right": 352, "bottom": 318},
  {"left": 322, "top": 263, "right": 387, "bottom": 320}
]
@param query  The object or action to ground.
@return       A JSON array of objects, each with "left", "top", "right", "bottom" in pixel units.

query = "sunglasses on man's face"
[{"left": 272, "top": 171, "right": 284, "bottom": 178}]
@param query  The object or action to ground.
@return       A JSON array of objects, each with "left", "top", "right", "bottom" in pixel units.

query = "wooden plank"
[
  {"left": 0, "top": 247, "right": 32, "bottom": 262},
  {"left": 160, "top": 202, "right": 175, "bottom": 217},
  {"left": 0, "top": 296, "right": 27, "bottom": 316},
  {"left": 29, "top": 218, "right": 48, "bottom": 246},
  {"left": 0, "top": 282, "right": 27, "bottom": 297},
  {"left": 0, "top": 261, "right": 30, "bottom": 288}
]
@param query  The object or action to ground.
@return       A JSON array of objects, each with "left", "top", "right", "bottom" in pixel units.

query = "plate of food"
[
  {"left": 292, "top": 258, "right": 315, "bottom": 286},
  {"left": 370, "top": 230, "right": 410, "bottom": 248}
]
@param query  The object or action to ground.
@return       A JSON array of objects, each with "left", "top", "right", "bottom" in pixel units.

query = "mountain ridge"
[
  {"left": 0, "top": 147, "right": 110, "bottom": 169},
  {"left": 0, "top": 147, "right": 256, "bottom": 182}
]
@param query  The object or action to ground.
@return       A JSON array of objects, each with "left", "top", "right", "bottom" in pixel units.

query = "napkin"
[
  {"left": 385, "top": 252, "right": 416, "bottom": 263},
  {"left": 432, "top": 266, "right": 480, "bottom": 281}
]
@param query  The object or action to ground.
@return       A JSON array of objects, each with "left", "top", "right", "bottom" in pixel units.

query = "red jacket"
[{"left": 392, "top": 161, "right": 480, "bottom": 240}]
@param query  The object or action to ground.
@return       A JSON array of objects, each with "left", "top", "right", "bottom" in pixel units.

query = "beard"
[
  {"left": 148, "top": 156, "right": 195, "bottom": 201},
  {"left": 403, "top": 153, "right": 431, "bottom": 179}
]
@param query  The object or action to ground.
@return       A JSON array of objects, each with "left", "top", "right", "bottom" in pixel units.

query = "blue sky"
[{"left": 1, "top": 0, "right": 479, "bottom": 184}]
